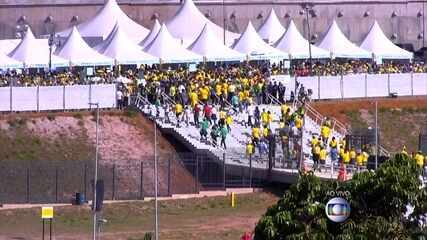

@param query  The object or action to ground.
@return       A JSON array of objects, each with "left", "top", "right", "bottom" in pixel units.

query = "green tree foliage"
[{"left": 254, "top": 154, "right": 427, "bottom": 239}]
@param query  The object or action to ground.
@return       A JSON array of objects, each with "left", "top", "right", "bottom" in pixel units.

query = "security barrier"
[
  {"left": 293, "top": 73, "right": 427, "bottom": 100},
  {"left": 0, "top": 84, "right": 117, "bottom": 112}
]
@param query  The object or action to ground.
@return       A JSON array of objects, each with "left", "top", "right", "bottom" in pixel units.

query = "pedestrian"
[
  {"left": 200, "top": 117, "right": 209, "bottom": 142},
  {"left": 184, "top": 105, "right": 191, "bottom": 126},
  {"left": 211, "top": 124, "right": 219, "bottom": 147},
  {"left": 175, "top": 102, "right": 183, "bottom": 127},
  {"left": 220, "top": 125, "right": 228, "bottom": 150},
  {"left": 194, "top": 103, "right": 201, "bottom": 128}
]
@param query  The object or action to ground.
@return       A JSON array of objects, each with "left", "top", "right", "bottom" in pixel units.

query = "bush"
[{"left": 125, "top": 106, "right": 139, "bottom": 118}]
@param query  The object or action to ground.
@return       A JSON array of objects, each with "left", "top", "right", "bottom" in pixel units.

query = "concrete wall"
[{"left": 0, "top": 0, "right": 425, "bottom": 50}]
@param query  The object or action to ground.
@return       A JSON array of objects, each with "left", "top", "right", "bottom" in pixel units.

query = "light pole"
[
  {"left": 222, "top": 0, "right": 226, "bottom": 45},
  {"left": 89, "top": 102, "right": 100, "bottom": 240},
  {"left": 154, "top": 120, "right": 159, "bottom": 240},
  {"left": 375, "top": 101, "right": 378, "bottom": 169},
  {"left": 301, "top": 4, "right": 314, "bottom": 75}
]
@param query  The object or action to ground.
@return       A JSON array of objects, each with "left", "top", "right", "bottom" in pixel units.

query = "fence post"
[
  {"left": 140, "top": 161, "right": 144, "bottom": 200},
  {"left": 340, "top": 74, "right": 344, "bottom": 99},
  {"left": 195, "top": 154, "right": 199, "bottom": 194},
  {"left": 387, "top": 74, "right": 391, "bottom": 95},
  {"left": 62, "top": 85, "right": 66, "bottom": 111},
  {"left": 36, "top": 85, "right": 40, "bottom": 112},
  {"left": 26, "top": 167, "right": 30, "bottom": 203},
  {"left": 9, "top": 84, "right": 12, "bottom": 112},
  {"left": 317, "top": 75, "right": 321, "bottom": 100},
  {"left": 55, "top": 167, "right": 58, "bottom": 203},
  {"left": 83, "top": 164, "right": 87, "bottom": 200},
  {"left": 411, "top": 72, "right": 414, "bottom": 96},
  {"left": 112, "top": 164, "right": 116, "bottom": 200},
  {"left": 365, "top": 74, "right": 368, "bottom": 98},
  {"left": 89, "top": 83, "right": 92, "bottom": 110},
  {"left": 167, "top": 157, "right": 171, "bottom": 197},
  {"left": 249, "top": 155, "right": 252, "bottom": 188},
  {"left": 223, "top": 153, "right": 226, "bottom": 190}
]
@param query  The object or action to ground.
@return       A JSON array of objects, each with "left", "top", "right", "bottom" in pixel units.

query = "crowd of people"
[
  {"left": 0, "top": 59, "right": 426, "bottom": 87},
  {"left": 292, "top": 60, "right": 427, "bottom": 76}
]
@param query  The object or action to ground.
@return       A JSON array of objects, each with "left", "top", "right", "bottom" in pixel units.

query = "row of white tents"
[{"left": 0, "top": 0, "right": 413, "bottom": 69}]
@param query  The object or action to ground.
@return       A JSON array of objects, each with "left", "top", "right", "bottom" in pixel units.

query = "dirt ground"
[{"left": 311, "top": 96, "right": 427, "bottom": 153}]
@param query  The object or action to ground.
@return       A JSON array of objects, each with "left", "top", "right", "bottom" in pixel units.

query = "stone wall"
[{"left": 0, "top": 0, "right": 425, "bottom": 50}]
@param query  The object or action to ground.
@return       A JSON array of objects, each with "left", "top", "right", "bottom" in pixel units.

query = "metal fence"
[
  {"left": 0, "top": 153, "right": 269, "bottom": 204},
  {"left": 0, "top": 84, "right": 117, "bottom": 112}
]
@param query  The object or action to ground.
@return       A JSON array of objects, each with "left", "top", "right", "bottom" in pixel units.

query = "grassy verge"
[{"left": 0, "top": 192, "right": 278, "bottom": 240}]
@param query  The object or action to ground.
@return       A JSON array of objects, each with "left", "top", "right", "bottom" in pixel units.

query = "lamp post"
[
  {"left": 154, "top": 120, "right": 159, "bottom": 240},
  {"left": 222, "top": 0, "right": 226, "bottom": 45},
  {"left": 301, "top": 4, "right": 314, "bottom": 75},
  {"left": 89, "top": 102, "right": 100, "bottom": 240},
  {"left": 375, "top": 101, "right": 378, "bottom": 169}
]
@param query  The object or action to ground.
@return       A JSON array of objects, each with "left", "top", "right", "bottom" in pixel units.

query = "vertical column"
[
  {"left": 26, "top": 168, "right": 30, "bottom": 203},
  {"left": 112, "top": 164, "right": 116, "bottom": 200},
  {"left": 62, "top": 85, "right": 66, "bottom": 111},
  {"left": 317, "top": 75, "right": 321, "bottom": 100},
  {"left": 167, "top": 158, "right": 171, "bottom": 197},
  {"left": 365, "top": 74, "right": 368, "bottom": 98},
  {"left": 37, "top": 86, "right": 40, "bottom": 112},
  {"left": 223, "top": 153, "right": 226, "bottom": 190},
  {"left": 140, "top": 161, "right": 144, "bottom": 200},
  {"left": 411, "top": 72, "right": 414, "bottom": 96},
  {"left": 387, "top": 74, "right": 391, "bottom": 95}
]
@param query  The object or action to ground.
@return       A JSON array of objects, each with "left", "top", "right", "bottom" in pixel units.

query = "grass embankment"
[
  {"left": 0, "top": 114, "right": 95, "bottom": 161},
  {"left": 0, "top": 192, "right": 278, "bottom": 240},
  {"left": 312, "top": 97, "right": 427, "bottom": 153}
]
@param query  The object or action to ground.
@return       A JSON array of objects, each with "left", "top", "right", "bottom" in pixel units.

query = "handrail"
[
  {"left": 267, "top": 93, "right": 281, "bottom": 105},
  {"left": 161, "top": 92, "right": 176, "bottom": 106}
]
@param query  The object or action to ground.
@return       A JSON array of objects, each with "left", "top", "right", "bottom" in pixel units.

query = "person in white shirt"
[
  {"left": 184, "top": 106, "right": 191, "bottom": 126},
  {"left": 211, "top": 106, "right": 217, "bottom": 125},
  {"left": 247, "top": 105, "right": 254, "bottom": 127},
  {"left": 117, "top": 90, "right": 123, "bottom": 109}
]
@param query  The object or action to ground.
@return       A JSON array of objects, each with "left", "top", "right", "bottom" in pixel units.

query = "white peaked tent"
[
  {"left": 188, "top": 24, "right": 245, "bottom": 62},
  {"left": 0, "top": 39, "right": 20, "bottom": 54},
  {"left": 318, "top": 20, "right": 371, "bottom": 59},
  {"left": 9, "top": 29, "right": 68, "bottom": 68},
  {"left": 257, "top": 9, "right": 286, "bottom": 45},
  {"left": 0, "top": 52, "right": 23, "bottom": 69},
  {"left": 139, "top": 19, "right": 162, "bottom": 49},
  {"left": 55, "top": 27, "right": 113, "bottom": 66},
  {"left": 144, "top": 24, "right": 202, "bottom": 64},
  {"left": 166, "top": 0, "right": 239, "bottom": 47},
  {"left": 360, "top": 21, "right": 413, "bottom": 60},
  {"left": 232, "top": 22, "right": 288, "bottom": 60},
  {"left": 97, "top": 23, "right": 158, "bottom": 65},
  {"left": 274, "top": 20, "right": 330, "bottom": 59},
  {"left": 57, "top": 0, "right": 149, "bottom": 45}
]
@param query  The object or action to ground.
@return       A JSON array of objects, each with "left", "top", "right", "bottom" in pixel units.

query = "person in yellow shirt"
[
  {"left": 319, "top": 147, "right": 328, "bottom": 172},
  {"left": 281, "top": 104, "right": 289, "bottom": 119},
  {"left": 189, "top": 91, "right": 198, "bottom": 108},
  {"left": 263, "top": 127, "right": 269, "bottom": 138},
  {"left": 267, "top": 111, "right": 273, "bottom": 126},
  {"left": 312, "top": 144, "right": 321, "bottom": 171},
  {"left": 175, "top": 103, "right": 183, "bottom": 127},
  {"left": 414, "top": 151, "right": 424, "bottom": 168},
  {"left": 246, "top": 141, "right": 254, "bottom": 158},
  {"left": 311, "top": 135, "right": 319, "bottom": 148},
  {"left": 356, "top": 152, "right": 364, "bottom": 172},
  {"left": 261, "top": 109, "right": 269, "bottom": 127},
  {"left": 343, "top": 150, "right": 350, "bottom": 164},
  {"left": 295, "top": 116, "right": 303, "bottom": 129},
  {"left": 362, "top": 151, "right": 369, "bottom": 166},
  {"left": 226, "top": 115, "right": 233, "bottom": 132},
  {"left": 252, "top": 126, "right": 260, "bottom": 145},
  {"left": 320, "top": 125, "right": 330, "bottom": 145}
]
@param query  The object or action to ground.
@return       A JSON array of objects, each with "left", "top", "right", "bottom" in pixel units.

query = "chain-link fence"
[{"left": 0, "top": 152, "right": 271, "bottom": 204}]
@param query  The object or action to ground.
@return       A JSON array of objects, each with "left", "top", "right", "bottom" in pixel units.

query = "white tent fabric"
[
  {"left": 57, "top": 0, "right": 149, "bottom": 44},
  {"left": 9, "top": 29, "right": 68, "bottom": 68},
  {"left": 257, "top": 9, "right": 286, "bottom": 45},
  {"left": 97, "top": 23, "right": 158, "bottom": 65},
  {"left": 139, "top": 19, "right": 162, "bottom": 49},
  {"left": 232, "top": 22, "right": 288, "bottom": 60},
  {"left": 0, "top": 52, "right": 23, "bottom": 69},
  {"left": 274, "top": 20, "right": 330, "bottom": 59},
  {"left": 318, "top": 20, "right": 371, "bottom": 59},
  {"left": 55, "top": 27, "right": 113, "bottom": 66},
  {"left": 188, "top": 24, "right": 245, "bottom": 62},
  {"left": 0, "top": 39, "right": 20, "bottom": 54},
  {"left": 360, "top": 21, "right": 413, "bottom": 60},
  {"left": 144, "top": 24, "right": 202, "bottom": 64},
  {"left": 166, "top": 0, "right": 239, "bottom": 47}
]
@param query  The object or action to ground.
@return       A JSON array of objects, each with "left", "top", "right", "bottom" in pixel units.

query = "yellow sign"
[
  {"left": 231, "top": 192, "right": 236, "bottom": 208},
  {"left": 41, "top": 207, "right": 54, "bottom": 219}
]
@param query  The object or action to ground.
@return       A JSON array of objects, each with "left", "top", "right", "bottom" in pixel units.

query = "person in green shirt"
[
  {"left": 200, "top": 118, "right": 209, "bottom": 142},
  {"left": 220, "top": 125, "right": 228, "bottom": 150}
]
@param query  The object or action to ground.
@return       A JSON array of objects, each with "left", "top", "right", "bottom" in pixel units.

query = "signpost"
[{"left": 41, "top": 207, "right": 53, "bottom": 240}]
